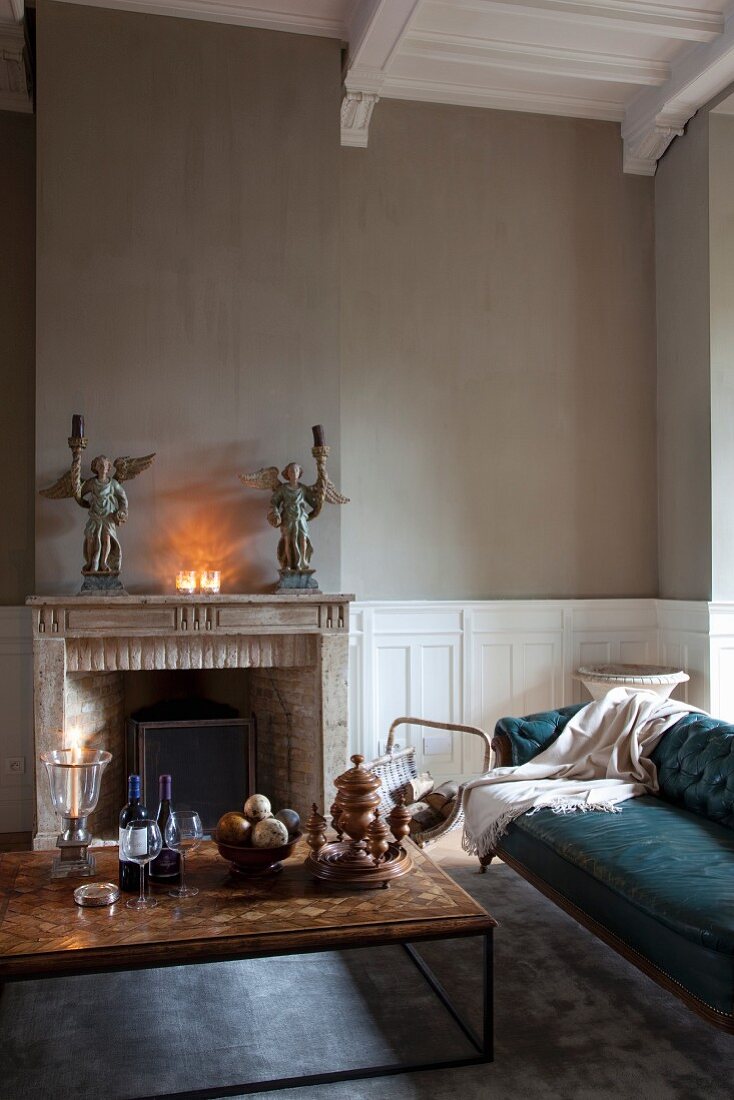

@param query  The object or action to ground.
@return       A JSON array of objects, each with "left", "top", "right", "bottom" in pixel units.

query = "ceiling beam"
[
  {"left": 402, "top": 32, "right": 670, "bottom": 86},
  {"left": 429, "top": 0, "right": 724, "bottom": 44},
  {"left": 380, "top": 72, "right": 625, "bottom": 120},
  {"left": 622, "top": 6, "right": 734, "bottom": 173},
  {"left": 342, "top": 0, "right": 421, "bottom": 146}
]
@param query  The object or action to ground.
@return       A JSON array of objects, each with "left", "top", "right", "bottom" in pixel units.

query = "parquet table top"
[{"left": 0, "top": 840, "right": 496, "bottom": 980}]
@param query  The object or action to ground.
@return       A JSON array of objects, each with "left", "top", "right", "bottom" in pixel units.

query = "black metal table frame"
[{"left": 2, "top": 929, "right": 493, "bottom": 1098}]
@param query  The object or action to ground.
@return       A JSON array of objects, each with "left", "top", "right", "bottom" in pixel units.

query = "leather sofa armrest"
[{"left": 492, "top": 703, "right": 587, "bottom": 767}]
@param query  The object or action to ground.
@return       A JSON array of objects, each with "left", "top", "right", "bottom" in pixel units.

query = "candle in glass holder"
[
  {"left": 68, "top": 725, "right": 82, "bottom": 819},
  {"left": 176, "top": 570, "right": 197, "bottom": 594},
  {"left": 199, "top": 570, "right": 221, "bottom": 595}
]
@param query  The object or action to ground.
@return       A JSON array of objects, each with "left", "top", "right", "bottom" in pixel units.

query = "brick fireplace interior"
[{"left": 67, "top": 665, "right": 324, "bottom": 840}]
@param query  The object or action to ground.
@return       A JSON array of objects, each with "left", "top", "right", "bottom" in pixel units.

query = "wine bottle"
[
  {"left": 149, "top": 774, "right": 181, "bottom": 884},
  {"left": 119, "top": 774, "right": 148, "bottom": 893}
]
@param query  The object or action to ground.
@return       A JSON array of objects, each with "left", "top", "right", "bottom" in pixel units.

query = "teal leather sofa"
[{"left": 489, "top": 704, "right": 734, "bottom": 1030}]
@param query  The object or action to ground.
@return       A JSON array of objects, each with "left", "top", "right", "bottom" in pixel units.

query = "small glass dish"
[{"left": 73, "top": 881, "right": 121, "bottom": 907}]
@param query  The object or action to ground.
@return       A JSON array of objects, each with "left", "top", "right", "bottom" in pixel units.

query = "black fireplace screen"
[{"left": 127, "top": 702, "right": 255, "bottom": 832}]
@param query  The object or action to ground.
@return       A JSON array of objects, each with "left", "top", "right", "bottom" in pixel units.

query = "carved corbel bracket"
[
  {"left": 622, "top": 110, "right": 692, "bottom": 176},
  {"left": 341, "top": 90, "right": 380, "bottom": 148}
]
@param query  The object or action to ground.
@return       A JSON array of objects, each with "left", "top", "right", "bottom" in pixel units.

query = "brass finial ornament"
[
  {"left": 306, "top": 755, "right": 414, "bottom": 888},
  {"left": 238, "top": 424, "right": 349, "bottom": 593},
  {"left": 39, "top": 414, "right": 155, "bottom": 595}
]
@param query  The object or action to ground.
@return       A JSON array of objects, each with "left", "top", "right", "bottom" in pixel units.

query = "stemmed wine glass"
[
  {"left": 121, "top": 819, "right": 162, "bottom": 911},
  {"left": 164, "top": 810, "right": 203, "bottom": 899}
]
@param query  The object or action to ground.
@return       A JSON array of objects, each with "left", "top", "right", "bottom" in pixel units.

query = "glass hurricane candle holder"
[
  {"left": 176, "top": 570, "right": 198, "bottom": 594},
  {"left": 199, "top": 570, "right": 221, "bottom": 595},
  {"left": 40, "top": 747, "right": 112, "bottom": 879}
]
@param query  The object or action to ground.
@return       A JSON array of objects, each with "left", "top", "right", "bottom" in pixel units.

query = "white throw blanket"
[{"left": 463, "top": 688, "right": 702, "bottom": 858}]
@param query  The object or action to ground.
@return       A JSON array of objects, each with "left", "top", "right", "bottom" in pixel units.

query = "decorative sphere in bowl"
[
  {"left": 215, "top": 831, "right": 301, "bottom": 876},
  {"left": 244, "top": 793, "right": 272, "bottom": 822},
  {"left": 252, "top": 818, "right": 289, "bottom": 848},
  {"left": 276, "top": 808, "right": 301, "bottom": 835},
  {"left": 215, "top": 811, "right": 252, "bottom": 846}
]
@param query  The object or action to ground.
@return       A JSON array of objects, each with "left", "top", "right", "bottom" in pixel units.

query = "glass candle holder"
[
  {"left": 176, "top": 570, "right": 197, "bottom": 594},
  {"left": 40, "top": 747, "right": 112, "bottom": 879},
  {"left": 199, "top": 570, "right": 221, "bottom": 595}
]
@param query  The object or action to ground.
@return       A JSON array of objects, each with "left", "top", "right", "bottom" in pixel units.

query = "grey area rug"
[{"left": 1, "top": 862, "right": 733, "bottom": 1099}]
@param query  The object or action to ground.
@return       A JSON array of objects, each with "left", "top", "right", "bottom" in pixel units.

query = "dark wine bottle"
[
  {"left": 119, "top": 774, "right": 148, "bottom": 893},
  {"left": 149, "top": 774, "right": 181, "bottom": 884}
]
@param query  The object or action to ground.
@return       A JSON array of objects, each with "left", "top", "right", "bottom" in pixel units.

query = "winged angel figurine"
[
  {"left": 40, "top": 416, "right": 155, "bottom": 591},
  {"left": 239, "top": 426, "right": 348, "bottom": 591}
]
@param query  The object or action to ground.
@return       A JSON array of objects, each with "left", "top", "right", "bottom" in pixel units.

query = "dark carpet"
[{"left": 0, "top": 861, "right": 732, "bottom": 1099}]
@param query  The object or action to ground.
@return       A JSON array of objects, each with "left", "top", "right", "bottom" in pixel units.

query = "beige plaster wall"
[
  {"left": 35, "top": 3, "right": 341, "bottom": 596},
  {"left": 710, "top": 113, "right": 734, "bottom": 601},
  {"left": 655, "top": 110, "right": 712, "bottom": 600},
  {"left": 340, "top": 101, "right": 658, "bottom": 599},
  {"left": 0, "top": 111, "right": 35, "bottom": 604}
]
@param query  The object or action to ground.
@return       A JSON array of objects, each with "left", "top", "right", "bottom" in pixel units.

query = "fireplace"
[
  {"left": 127, "top": 699, "right": 254, "bottom": 833},
  {"left": 28, "top": 594, "right": 351, "bottom": 849}
]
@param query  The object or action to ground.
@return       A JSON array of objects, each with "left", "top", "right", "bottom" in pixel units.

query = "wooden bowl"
[{"left": 215, "top": 831, "right": 301, "bottom": 876}]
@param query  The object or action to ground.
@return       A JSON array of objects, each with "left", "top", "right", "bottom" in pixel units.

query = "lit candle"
[
  {"left": 68, "top": 725, "right": 81, "bottom": 819},
  {"left": 176, "top": 570, "right": 197, "bottom": 594},
  {"left": 199, "top": 570, "right": 221, "bottom": 594}
]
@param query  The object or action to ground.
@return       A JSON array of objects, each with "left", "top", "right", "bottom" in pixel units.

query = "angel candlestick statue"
[
  {"left": 40, "top": 415, "right": 155, "bottom": 595},
  {"left": 239, "top": 425, "right": 349, "bottom": 592}
]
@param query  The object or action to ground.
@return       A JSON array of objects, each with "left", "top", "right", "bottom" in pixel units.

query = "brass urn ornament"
[
  {"left": 39, "top": 414, "right": 155, "bottom": 595},
  {"left": 306, "top": 755, "right": 414, "bottom": 888},
  {"left": 238, "top": 425, "right": 349, "bottom": 593}
]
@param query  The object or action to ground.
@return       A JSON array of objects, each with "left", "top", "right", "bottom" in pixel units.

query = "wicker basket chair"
[{"left": 368, "top": 717, "right": 493, "bottom": 847}]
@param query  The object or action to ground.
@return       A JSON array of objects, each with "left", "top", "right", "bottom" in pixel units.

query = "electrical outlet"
[{"left": 4, "top": 757, "right": 25, "bottom": 775}]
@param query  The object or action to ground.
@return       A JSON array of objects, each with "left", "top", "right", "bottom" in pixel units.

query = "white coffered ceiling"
[
  {"left": 343, "top": 0, "right": 734, "bottom": 172},
  {"left": 12, "top": 0, "right": 734, "bottom": 172}
]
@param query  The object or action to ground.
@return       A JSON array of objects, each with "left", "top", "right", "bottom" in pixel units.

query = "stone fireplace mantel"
[{"left": 28, "top": 594, "right": 353, "bottom": 849}]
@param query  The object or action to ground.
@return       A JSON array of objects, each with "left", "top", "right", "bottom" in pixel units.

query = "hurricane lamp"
[{"left": 40, "top": 747, "right": 111, "bottom": 879}]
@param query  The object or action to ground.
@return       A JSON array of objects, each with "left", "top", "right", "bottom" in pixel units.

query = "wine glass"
[
  {"left": 165, "top": 810, "right": 203, "bottom": 899},
  {"left": 121, "top": 819, "right": 162, "bottom": 911}
]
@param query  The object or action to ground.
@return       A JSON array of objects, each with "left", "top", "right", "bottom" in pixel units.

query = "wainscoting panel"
[
  {"left": 658, "top": 601, "right": 711, "bottom": 711},
  {"left": 707, "top": 604, "right": 734, "bottom": 720},
  {"left": 0, "top": 608, "right": 33, "bottom": 832}
]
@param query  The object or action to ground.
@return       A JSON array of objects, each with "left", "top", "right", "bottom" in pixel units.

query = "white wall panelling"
[
  {"left": 0, "top": 607, "right": 33, "bottom": 831},
  {"left": 707, "top": 603, "right": 734, "bottom": 719},
  {"left": 658, "top": 599, "right": 711, "bottom": 711}
]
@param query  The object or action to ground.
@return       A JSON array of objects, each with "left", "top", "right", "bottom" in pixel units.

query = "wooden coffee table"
[{"left": 0, "top": 838, "right": 496, "bottom": 1097}]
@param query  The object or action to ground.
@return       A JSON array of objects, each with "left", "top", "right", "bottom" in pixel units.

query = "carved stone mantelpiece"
[{"left": 28, "top": 594, "right": 353, "bottom": 849}]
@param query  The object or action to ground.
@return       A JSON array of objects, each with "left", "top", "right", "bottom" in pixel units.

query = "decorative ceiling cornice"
[{"left": 51, "top": 0, "right": 356, "bottom": 39}]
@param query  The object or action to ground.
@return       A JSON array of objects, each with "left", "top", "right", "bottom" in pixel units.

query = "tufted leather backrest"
[
  {"left": 495, "top": 704, "right": 586, "bottom": 766},
  {"left": 651, "top": 715, "right": 734, "bottom": 829}
]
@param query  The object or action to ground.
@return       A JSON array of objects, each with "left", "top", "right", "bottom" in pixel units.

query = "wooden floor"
[{"left": 424, "top": 828, "right": 479, "bottom": 871}]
